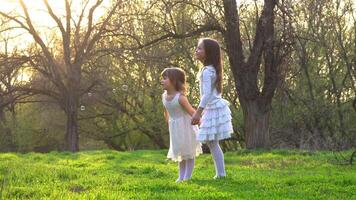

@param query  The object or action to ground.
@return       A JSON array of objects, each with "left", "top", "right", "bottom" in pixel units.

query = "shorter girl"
[{"left": 161, "top": 67, "right": 202, "bottom": 182}]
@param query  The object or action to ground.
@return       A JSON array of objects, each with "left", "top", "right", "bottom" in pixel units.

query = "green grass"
[{"left": 0, "top": 149, "right": 355, "bottom": 199}]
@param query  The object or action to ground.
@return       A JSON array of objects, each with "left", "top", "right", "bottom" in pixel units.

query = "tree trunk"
[
  {"left": 65, "top": 110, "right": 79, "bottom": 152},
  {"left": 223, "top": 0, "right": 278, "bottom": 149},
  {"left": 64, "top": 95, "right": 79, "bottom": 152},
  {"left": 104, "top": 139, "right": 124, "bottom": 151},
  {"left": 0, "top": 96, "right": 6, "bottom": 124},
  {"left": 243, "top": 101, "right": 271, "bottom": 149},
  {"left": 0, "top": 108, "right": 5, "bottom": 124}
]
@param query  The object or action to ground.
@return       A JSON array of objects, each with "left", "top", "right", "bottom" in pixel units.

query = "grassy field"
[{"left": 0, "top": 149, "right": 355, "bottom": 200}]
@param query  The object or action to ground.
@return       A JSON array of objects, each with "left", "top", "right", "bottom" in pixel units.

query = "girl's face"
[
  {"left": 161, "top": 76, "right": 174, "bottom": 90},
  {"left": 195, "top": 41, "right": 205, "bottom": 62}
]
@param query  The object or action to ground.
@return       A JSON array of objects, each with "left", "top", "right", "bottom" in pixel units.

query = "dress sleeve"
[{"left": 198, "top": 69, "right": 214, "bottom": 109}]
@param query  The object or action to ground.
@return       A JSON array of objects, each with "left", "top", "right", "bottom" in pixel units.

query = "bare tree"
[
  {"left": 0, "top": 0, "right": 123, "bottom": 151},
  {"left": 0, "top": 37, "right": 31, "bottom": 123}
]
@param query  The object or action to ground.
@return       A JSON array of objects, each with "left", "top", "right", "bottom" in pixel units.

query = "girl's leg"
[
  {"left": 207, "top": 140, "right": 226, "bottom": 177},
  {"left": 183, "top": 158, "right": 195, "bottom": 180},
  {"left": 177, "top": 160, "right": 186, "bottom": 182}
]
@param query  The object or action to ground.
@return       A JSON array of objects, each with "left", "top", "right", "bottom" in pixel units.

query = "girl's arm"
[
  {"left": 178, "top": 95, "right": 196, "bottom": 116},
  {"left": 162, "top": 92, "right": 169, "bottom": 125},
  {"left": 192, "top": 69, "right": 213, "bottom": 125},
  {"left": 198, "top": 69, "right": 214, "bottom": 109},
  {"left": 164, "top": 108, "right": 169, "bottom": 123}
]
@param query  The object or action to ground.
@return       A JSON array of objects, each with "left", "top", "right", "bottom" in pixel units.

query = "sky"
[
  {"left": 0, "top": 0, "right": 111, "bottom": 82},
  {"left": 0, "top": 0, "right": 110, "bottom": 51}
]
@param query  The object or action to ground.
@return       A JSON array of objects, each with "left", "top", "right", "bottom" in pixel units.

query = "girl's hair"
[
  {"left": 200, "top": 38, "right": 223, "bottom": 93},
  {"left": 161, "top": 67, "right": 187, "bottom": 95}
]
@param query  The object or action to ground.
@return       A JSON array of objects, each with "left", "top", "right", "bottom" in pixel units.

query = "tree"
[
  {"left": 0, "top": 0, "right": 123, "bottom": 151},
  {"left": 0, "top": 35, "right": 33, "bottom": 151},
  {"left": 277, "top": 0, "right": 356, "bottom": 149},
  {"left": 223, "top": 0, "right": 287, "bottom": 148}
]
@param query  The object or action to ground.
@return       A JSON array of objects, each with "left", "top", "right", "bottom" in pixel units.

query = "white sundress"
[
  {"left": 162, "top": 92, "right": 203, "bottom": 162},
  {"left": 197, "top": 65, "right": 234, "bottom": 142}
]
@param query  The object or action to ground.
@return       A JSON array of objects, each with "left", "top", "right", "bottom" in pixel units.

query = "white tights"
[
  {"left": 176, "top": 140, "right": 225, "bottom": 181},
  {"left": 177, "top": 158, "right": 195, "bottom": 181},
  {"left": 207, "top": 140, "right": 226, "bottom": 177}
]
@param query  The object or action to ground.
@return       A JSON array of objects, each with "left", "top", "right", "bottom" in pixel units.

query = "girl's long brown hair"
[
  {"left": 161, "top": 67, "right": 187, "bottom": 95},
  {"left": 200, "top": 38, "right": 223, "bottom": 93}
]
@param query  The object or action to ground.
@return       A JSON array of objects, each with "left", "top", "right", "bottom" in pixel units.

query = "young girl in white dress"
[
  {"left": 161, "top": 67, "right": 202, "bottom": 182},
  {"left": 191, "top": 38, "right": 234, "bottom": 179}
]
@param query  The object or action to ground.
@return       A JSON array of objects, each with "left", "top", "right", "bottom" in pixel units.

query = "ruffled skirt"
[{"left": 197, "top": 99, "right": 233, "bottom": 142}]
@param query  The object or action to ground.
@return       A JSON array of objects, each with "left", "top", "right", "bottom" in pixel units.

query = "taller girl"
[{"left": 191, "top": 38, "right": 234, "bottom": 179}]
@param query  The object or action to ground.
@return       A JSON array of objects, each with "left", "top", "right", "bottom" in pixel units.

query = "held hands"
[
  {"left": 191, "top": 108, "right": 203, "bottom": 125},
  {"left": 191, "top": 112, "right": 201, "bottom": 125}
]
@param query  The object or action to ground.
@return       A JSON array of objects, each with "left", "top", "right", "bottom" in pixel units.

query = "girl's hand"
[{"left": 191, "top": 111, "right": 201, "bottom": 125}]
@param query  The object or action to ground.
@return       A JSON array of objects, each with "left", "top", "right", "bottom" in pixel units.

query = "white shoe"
[
  {"left": 213, "top": 175, "right": 226, "bottom": 179},
  {"left": 175, "top": 178, "right": 183, "bottom": 183},
  {"left": 183, "top": 178, "right": 191, "bottom": 181}
]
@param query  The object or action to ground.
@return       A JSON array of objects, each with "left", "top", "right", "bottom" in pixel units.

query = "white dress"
[
  {"left": 162, "top": 92, "right": 203, "bottom": 162},
  {"left": 197, "top": 65, "right": 234, "bottom": 142}
]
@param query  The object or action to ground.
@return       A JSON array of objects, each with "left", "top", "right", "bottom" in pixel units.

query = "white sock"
[
  {"left": 184, "top": 158, "right": 195, "bottom": 180},
  {"left": 208, "top": 140, "right": 226, "bottom": 177},
  {"left": 178, "top": 160, "right": 186, "bottom": 181}
]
